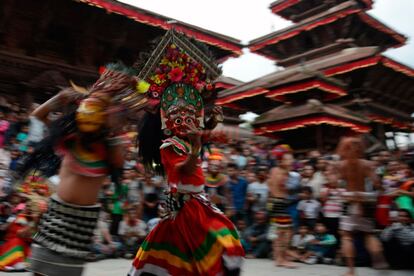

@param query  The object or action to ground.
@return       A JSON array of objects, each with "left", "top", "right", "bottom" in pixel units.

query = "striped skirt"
[
  {"left": 128, "top": 193, "right": 244, "bottom": 276},
  {"left": 267, "top": 197, "right": 292, "bottom": 229},
  {"left": 27, "top": 194, "right": 100, "bottom": 276}
]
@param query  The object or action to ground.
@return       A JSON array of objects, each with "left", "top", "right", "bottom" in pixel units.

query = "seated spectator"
[
  {"left": 141, "top": 174, "right": 161, "bottom": 222},
  {"left": 146, "top": 205, "right": 164, "bottom": 232},
  {"left": 286, "top": 225, "right": 315, "bottom": 262},
  {"left": 119, "top": 208, "right": 147, "bottom": 259},
  {"left": 124, "top": 151, "right": 137, "bottom": 170},
  {"left": 303, "top": 222, "right": 337, "bottom": 264},
  {"left": 243, "top": 210, "right": 271, "bottom": 259},
  {"left": 235, "top": 218, "right": 248, "bottom": 252},
  {"left": 297, "top": 186, "right": 321, "bottom": 229},
  {"left": 381, "top": 209, "right": 414, "bottom": 269},
  {"left": 91, "top": 212, "right": 122, "bottom": 260}
]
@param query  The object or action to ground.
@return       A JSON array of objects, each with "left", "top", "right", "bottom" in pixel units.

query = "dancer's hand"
[
  {"left": 187, "top": 123, "right": 202, "bottom": 154},
  {"left": 211, "top": 106, "right": 224, "bottom": 122},
  {"left": 58, "top": 87, "right": 84, "bottom": 105}
]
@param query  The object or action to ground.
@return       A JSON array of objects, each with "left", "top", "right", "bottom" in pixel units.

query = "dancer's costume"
[
  {"left": 21, "top": 64, "right": 147, "bottom": 276},
  {"left": 340, "top": 191, "right": 377, "bottom": 233},
  {"left": 0, "top": 214, "right": 32, "bottom": 271},
  {"left": 128, "top": 30, "right": 244, "bottom": 276},
  {"left": 267, "top": 197, "right": 293, "bottom": 229}
]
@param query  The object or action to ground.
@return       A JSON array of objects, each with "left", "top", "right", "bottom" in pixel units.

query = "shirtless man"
[
  {"left": 335, "top": 137, "right": 387, "bottom": 276},
  {"left": 267, "top": 152, "right": 296, "bottom": 268}
]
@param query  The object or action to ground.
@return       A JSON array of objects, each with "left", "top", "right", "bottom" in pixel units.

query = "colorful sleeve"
[{"left": 160, "top": 147, "right": 187, "bottom": 183}]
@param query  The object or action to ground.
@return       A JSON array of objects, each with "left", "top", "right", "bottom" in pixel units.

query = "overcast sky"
[{"left": 121, "top": 0, "right": 414, "bottom": 82}]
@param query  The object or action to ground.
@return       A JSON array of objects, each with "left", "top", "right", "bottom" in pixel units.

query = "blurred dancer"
[
  {"left": 128, "top": 30, "right": 244, "bottom": 276},
  {"left": 336, "top": 137, "right": 388, "bottom": 276},
  {"left": 19, "top": 64, "right": 146, "bottom": 276}
]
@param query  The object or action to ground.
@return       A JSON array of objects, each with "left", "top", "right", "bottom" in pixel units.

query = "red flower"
[
  {"left": 150, "top": 84, "right": 162, "bottom": 92},
  {"left": 98, "top": 66, "right": 106, "bottom": 75},
  {"left": 195, "top": 82, "right": 205, "bottom": 91},
  {"left": 169, "top": 68, "right": 184, "bottom": 83},
  {"left": 206, "top": 83, "right": 214, "bottom": 91}
]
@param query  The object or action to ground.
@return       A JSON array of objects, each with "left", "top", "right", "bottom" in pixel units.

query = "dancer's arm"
[
  {"left": 107, "top": 143, "right": 125, "bottom": 168},
  {"left": 32, "top": 88, "right": 81, "bottom": 125},
  {"left": 204, "top": 106, "right": 223, "bottom": 130},
  {"left": 176, "top": 125, "right": 202, "bottom": 175}
]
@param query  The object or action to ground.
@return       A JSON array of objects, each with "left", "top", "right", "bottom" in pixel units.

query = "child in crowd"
[
  {"left": 16, "top": 125, "right": 29, "bottom": 152},
  {"left": 297, "top": 186, "right": 321, "bottom": 229},
  {"left": 118, "top": 208, "right": 147, "bottom": 259},
  {"left": 320, "top": 164, "right": 346, "bottom": 241},
  {"left": 286, "top": 225, "right": 314, "bottom": 262},
  {"left": 303, "top": 222, "right": 337, "bottom": 264}
]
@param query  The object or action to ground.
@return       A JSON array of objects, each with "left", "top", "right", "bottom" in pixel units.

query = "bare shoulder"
[{"left": 360, "top": 159, "right": 375, "bottom": 169}]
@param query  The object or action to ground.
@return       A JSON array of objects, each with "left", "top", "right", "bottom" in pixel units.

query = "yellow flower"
[{"left": 136, "top": 80, "right": 150, "bottom": 94}]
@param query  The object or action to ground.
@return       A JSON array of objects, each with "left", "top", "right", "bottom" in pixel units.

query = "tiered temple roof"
[
  {"left": 250, "top": 1, "right": 405, "bottom": 63},
  {"left": 0, "top": 0, "right": 242, "bottom": 103},
  {"left": 269, "top": 0, "right": 373, "bottom": 22},
  {"left": 215, "top": 76, "right": 245, "bottom": 125},
  {"left": 218, "top": 0, "right": 414, "bottom": 150}
]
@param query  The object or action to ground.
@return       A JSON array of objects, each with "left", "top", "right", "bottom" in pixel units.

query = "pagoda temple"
[
  {"left": 217, "top": 0, "right": 414, "bottom": 151},
  {"left": 0, "top": 0, "right": 242, "bottom": 106}
]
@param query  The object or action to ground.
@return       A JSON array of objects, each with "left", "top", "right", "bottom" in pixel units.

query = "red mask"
[{"left": 165, "top": 103, "right": 199, "bottom": 137}]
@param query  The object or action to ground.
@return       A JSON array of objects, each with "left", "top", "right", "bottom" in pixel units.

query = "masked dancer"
[{"left": 128, "top": 29, "right": 244, "bottom": 276}]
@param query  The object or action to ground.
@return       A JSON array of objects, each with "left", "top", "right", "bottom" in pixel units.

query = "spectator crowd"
[{"left": 0, "top": 97, "right": 414, "bottom": 272}]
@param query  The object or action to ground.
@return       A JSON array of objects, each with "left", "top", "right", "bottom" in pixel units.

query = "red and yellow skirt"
[
  {"left": 0, "top": 237, "right": 30, "bottom": 271},
  {"left": 128, "top": 193, "right": 244, "bottom": 275}
]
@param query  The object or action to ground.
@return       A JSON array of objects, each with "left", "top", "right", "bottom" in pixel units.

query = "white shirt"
[
  {"left": 297, "top": 199, "right": 321, "bottom": 219},
  {"left": 291, "top": 234, "right": 315, "bottom": 249},
  {"left": 28, "top": 116, "right": 46, "bottom": 143},
  {"left": 247, "top": 181, "right": 269, "bottom": 212}
]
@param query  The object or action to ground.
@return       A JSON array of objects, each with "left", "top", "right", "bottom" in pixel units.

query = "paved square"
[{"left": 17, "top": 258, "right": 413, "bottom": 275}]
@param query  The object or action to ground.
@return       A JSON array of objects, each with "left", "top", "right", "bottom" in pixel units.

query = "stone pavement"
[{"left": 15, "top": 258, "right": 413, "bottom": 276}]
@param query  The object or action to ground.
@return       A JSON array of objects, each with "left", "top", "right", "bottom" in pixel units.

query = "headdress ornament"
[
  {"left": 137, "top": 29, "right": 222, "bottom": 171},
  {"left": 136, "top": 29, "right": 221, "bottom": 128}
]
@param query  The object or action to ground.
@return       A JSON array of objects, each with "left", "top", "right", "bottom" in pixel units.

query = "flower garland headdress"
[{"left": 136, "top": 29, "right": 221, "bottom": 129}]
